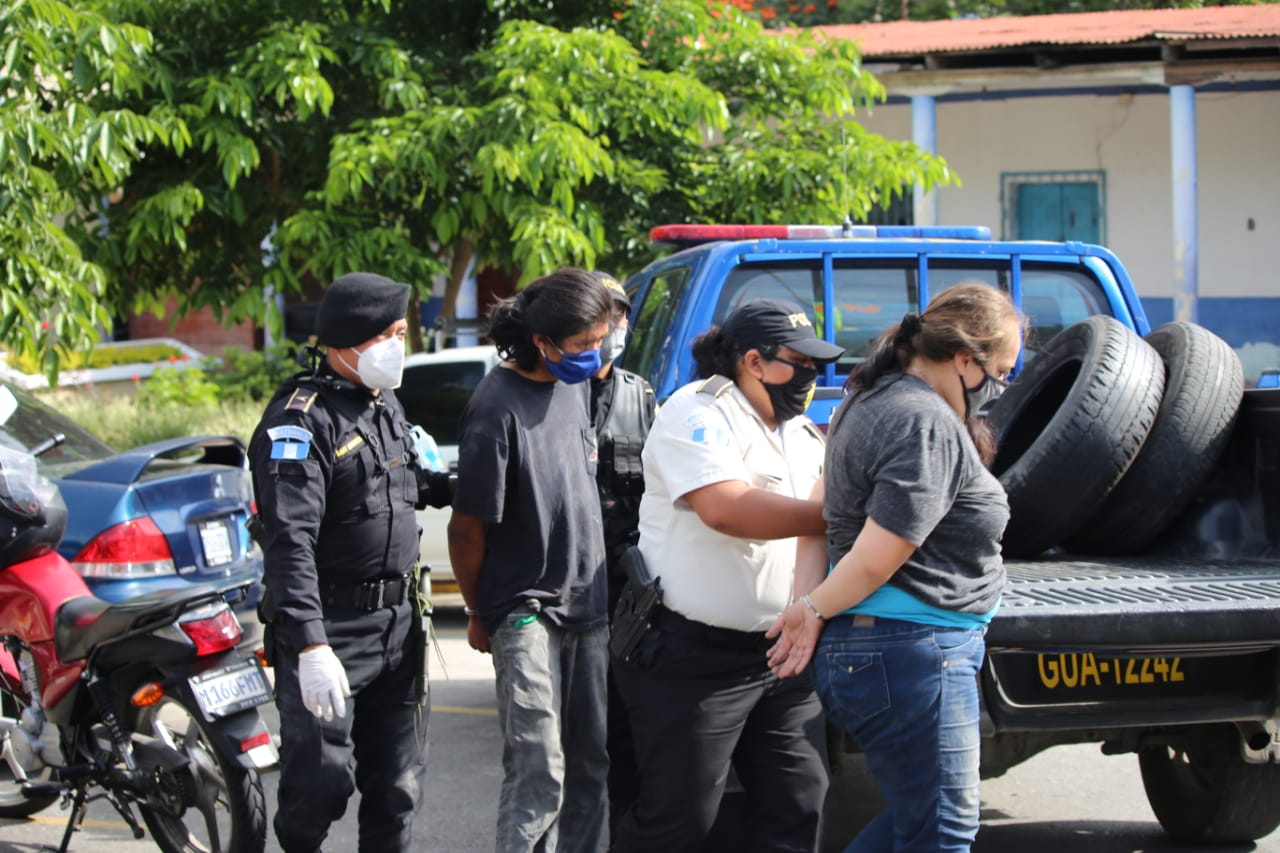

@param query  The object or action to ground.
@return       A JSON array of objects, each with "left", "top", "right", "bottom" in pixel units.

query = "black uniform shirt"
[{"left": 249, "top": 365, "right": 448, "bottom": 649}]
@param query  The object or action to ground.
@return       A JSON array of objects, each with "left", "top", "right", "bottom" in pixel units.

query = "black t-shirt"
[{"left": 453, "top": 366, "right": 607, "bottom": 632}]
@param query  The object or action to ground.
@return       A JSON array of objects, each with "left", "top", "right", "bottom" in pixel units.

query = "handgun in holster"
[
  {"left": 246, "top": 512, "right": 268, "bottom": 549},
  {"left": 609, "top": 546, "right": 662, "bottom": 662}
]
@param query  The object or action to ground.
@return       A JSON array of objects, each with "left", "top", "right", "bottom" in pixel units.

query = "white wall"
[{"left": 854, "top": 88, "right": 1280, "bottom": 302}]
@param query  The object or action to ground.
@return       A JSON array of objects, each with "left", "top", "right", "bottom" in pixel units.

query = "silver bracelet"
[{"left": 799, "top": 593, "right": 825, "bottom": 622}]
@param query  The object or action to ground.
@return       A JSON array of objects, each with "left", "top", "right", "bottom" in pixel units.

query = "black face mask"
[{"left": 763, "top": 358, "right": 819, "bottom": 423}]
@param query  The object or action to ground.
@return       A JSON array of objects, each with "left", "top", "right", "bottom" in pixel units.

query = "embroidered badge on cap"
[{"left": 268, "top": 425, "right": 313, "bottom": 460}]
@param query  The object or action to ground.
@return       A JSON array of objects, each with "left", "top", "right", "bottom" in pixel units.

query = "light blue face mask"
[{"left": 543, "top": 340, "right": 602, "bottom": 384}]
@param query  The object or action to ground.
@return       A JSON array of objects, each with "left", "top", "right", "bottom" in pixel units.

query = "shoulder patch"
[
  {"left": 267, "top": 425, "right": 313, "bottom": 460},
  {"left": 284, "top": 387, "right": 319, "bottom": 414},
  {"left": 696, "top": 375, "right": 734, "bottom": 398},
  {"left": 685, "top": 413, "right": 730, "bottom": 448}
]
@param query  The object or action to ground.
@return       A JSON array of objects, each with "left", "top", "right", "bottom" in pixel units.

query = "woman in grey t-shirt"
[{"left": 767, "top": 283, "right": 1024, "bottom": 852}]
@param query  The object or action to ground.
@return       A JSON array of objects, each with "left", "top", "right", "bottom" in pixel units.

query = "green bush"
[
  {"left": 136, "top": 365, "right": 221, "bottom": 409},
  {"left": 201, "top": 342, "right": 301, "bottom": 402},
  {"left": 3, "top": 342, "right": 190, "bottom": 375}
]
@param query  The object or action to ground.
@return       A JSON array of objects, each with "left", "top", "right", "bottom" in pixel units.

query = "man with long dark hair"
[{"left": 448, "top": 267, "right": 615, "bottom": 853}]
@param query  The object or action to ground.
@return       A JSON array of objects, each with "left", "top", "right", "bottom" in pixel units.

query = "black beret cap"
[{"left": 315, "top": 272, "right": 412, "bottom": 348}]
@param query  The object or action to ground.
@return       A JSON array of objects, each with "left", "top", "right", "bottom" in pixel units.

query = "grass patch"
[{"left": 41, "top": 389, "right": 266, "bottom": 450}]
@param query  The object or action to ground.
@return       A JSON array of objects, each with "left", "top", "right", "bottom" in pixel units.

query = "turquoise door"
[{"left": 1017, "top": 182, "right": 1100, "bottom": 243}]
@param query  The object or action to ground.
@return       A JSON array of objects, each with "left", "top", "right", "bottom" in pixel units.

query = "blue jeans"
[
  {"left": 491, "top": 604, "right": 609, "bottom": 853},
  {"left": 814, "top": 616, "right": 986, "bottom": 853}
]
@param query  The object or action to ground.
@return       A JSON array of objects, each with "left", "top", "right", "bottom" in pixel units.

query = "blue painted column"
[
  {"left": 1170, "top": 85, "right": 1198, "bottom": 324},
  {"left": 912, "top": 94, "right": 938, "bottom": 227}
]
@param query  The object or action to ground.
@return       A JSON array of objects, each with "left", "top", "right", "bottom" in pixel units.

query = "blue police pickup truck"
[{"left": 622, "top": 223, "right": 1280, "bottom": 845}]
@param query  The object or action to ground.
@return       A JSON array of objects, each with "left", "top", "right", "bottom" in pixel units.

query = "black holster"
[
  {"left": 609, "top": 546, "right": 662, "bottom": 662},
  {"left": 410, "top": 564, "right": 431, "bottom": 705}
]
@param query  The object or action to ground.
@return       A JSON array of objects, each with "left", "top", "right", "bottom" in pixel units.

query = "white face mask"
[
  {"left": 348, "top": 337, "right": 405, "bottom": 390},
  {"left": 600, "top": 325, "right": 627, "bottom": 365}
]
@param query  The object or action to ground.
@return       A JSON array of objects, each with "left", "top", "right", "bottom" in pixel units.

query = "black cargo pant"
[
  {"left": 271, "top": 600, "right": 428, "bottom": 853},
  {"left": 611, "top": 609, "right": 829, "bottom": 853}
]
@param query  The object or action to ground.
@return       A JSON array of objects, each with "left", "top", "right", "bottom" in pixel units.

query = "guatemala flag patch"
[{"left": 268, "top": 425, "right": 313, "bottom": 460}]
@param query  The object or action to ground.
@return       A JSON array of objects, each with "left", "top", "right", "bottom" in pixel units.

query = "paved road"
[{"left": 3, "top": 605, "right": 1278, "bottom": 852}]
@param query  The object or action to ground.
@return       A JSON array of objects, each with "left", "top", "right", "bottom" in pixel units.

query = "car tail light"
[
  {"left": 180, "top": 607, "right": 242, "bottom": 656},
  {"left": 72, "top": 517, "right": 178, "bottom": 578}
]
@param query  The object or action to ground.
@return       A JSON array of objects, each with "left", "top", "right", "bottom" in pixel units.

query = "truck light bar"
[{"left": 649, "top": 224, "right": 992, "bottom": 246}]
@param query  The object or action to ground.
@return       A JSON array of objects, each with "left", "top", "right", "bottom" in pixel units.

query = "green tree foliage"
[
  {"left": 0, "top": 0, "right": 179, "bottom": 380},
  {"left": 25, "top": 0, "right": 952, "bottom": 353}
]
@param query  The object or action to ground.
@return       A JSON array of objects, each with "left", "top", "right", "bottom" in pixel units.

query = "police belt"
[
  {"left": 321, "top": 574, "right": 412, "bottom": 611},
  {"left": 651, "top": 605, "right": 773, "bottom": 654}
]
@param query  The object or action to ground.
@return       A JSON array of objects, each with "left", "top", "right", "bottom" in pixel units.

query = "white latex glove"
[{"left": 298, "top": 645, "right": 351, "bottom": 721}]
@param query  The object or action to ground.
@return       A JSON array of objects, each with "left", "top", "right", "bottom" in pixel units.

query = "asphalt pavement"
[{"left": 2, "top": 603, "right": 1279, "bottom": 852}]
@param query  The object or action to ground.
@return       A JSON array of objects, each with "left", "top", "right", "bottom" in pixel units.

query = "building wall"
[
  {"left": 128, "top": 297, "right": 258, "bottom": 356},
  {"left": 855, "top": 85, "right": 1280, "bottom": 379}
]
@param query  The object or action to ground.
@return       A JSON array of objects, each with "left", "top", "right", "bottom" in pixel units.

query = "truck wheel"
[
  {"left": 1139, "top": 723, "right": 1280, "bottom": 843},
  {"left": 1066, "top": 322, "right": 1244, "bottom": 555},
  {"left": 987, "top": 315, "right": 1164, "bottom": 558}
]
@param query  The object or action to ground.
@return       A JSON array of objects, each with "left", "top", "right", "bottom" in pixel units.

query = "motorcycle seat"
[{"left": 54, "top": 586, "right": 220, "bottom": 663}]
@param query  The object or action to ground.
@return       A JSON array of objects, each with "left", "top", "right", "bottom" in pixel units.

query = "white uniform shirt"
[{"left": 637, "top": 376, "right": 826, "bottom": 632}]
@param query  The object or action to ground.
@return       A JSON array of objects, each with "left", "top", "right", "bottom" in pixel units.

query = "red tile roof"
[{"left": 815, "top": 6, "right": 1280, "bottom": 58}]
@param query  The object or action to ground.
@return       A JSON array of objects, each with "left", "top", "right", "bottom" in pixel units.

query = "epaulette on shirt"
[
  {"left": 284, "top": 387, "right": 319, "bottom": 414},
  {"left": 696, "top": 375, "right": 734, "bottom": 398}
]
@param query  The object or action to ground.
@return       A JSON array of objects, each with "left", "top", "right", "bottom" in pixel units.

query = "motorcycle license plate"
[{"left": 190, "top": 658, "right": 272, "bottom": 720}]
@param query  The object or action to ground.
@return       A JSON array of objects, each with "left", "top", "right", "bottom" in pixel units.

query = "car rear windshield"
[{"left": 0, "top": 382, "right": 114, "bottom": 473}]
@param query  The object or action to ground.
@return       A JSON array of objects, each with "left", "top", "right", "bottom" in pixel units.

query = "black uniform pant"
[
  {"left": 272, "top": 601, "right": 428, "bottom": 853},
  {"left": 611, "top": 613, "right": 829, "bottom": 853}
]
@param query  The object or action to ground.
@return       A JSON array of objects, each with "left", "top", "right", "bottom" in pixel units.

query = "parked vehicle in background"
[
  {"left": 623, "top": 223, "right": 1280, "bottom": 845},
  {"left": 399, "top": 346, "right": 500, "bottom": 593},
  {"left": 0, "top": 444, "right": 275, "bottom": 853},
  {"left": 0, "top": 381, "right": 262, "bottom": 618}
]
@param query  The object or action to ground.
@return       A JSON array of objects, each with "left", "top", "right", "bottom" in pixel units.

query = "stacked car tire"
[{"left": 988, "top": 316, "right": 1245, "bottom": 559}]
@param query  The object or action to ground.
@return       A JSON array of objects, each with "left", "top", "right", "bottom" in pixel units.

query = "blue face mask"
[{"left": 543, "top": 340, "right": 602, "bottom": 384}]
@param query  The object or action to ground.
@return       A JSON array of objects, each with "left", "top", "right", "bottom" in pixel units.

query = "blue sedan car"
[{"left": 0, "top": 380, "right": 263, "bottom": 614}]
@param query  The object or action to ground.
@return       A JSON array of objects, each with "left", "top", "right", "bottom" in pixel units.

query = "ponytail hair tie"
[{"left": 898, "top": 312, "right": 922, "bottom": 338}]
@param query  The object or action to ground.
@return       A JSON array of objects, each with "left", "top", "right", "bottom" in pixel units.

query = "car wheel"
[
  {"left": 988, "top": 315, "right": 1165, "bottom": 558},
  {"left": 1065, "top": 322, "right": 1244, "bottom": 555}
]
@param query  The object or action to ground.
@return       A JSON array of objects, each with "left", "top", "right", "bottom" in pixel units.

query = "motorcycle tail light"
[
  {"left": 180, "top": 608, "right": 243, "bottom": 656},
  {"left": 72, "top": 516, "right": 178, "bottom": 578},
  {"left": 240, "top": 731, "right": 271, "bottom": 753},
  {"left": 131, "top": 682, "right": 165, "bottom": 708}
]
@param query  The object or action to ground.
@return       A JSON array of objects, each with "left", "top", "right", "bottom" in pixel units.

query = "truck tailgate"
[{"left": 990, "top": 555, "right": 1280, "bottom": 650}]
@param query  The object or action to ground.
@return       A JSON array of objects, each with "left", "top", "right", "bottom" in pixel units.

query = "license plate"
[
  {"left": 189, "top": 658, "right": 273, "bottom": 720},
  {"left": 988, "top": 649, "right": 1274, "bottom": 705},
  {"left": 199, "top": 520, "right": 234, "bottom": 567}
]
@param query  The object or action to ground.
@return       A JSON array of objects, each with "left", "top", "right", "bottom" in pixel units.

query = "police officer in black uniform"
[
  {"left": 589, "top": 272, "right": 656, "bottom": 836},
  {"left": 249, "top": 272, "right": 451, "bottom": 853}
]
